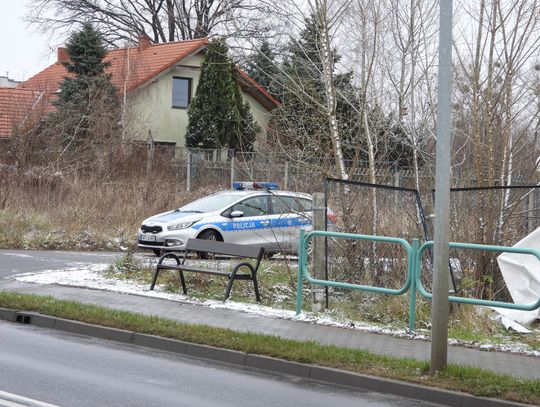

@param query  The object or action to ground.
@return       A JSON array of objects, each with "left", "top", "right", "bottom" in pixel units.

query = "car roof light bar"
[{"left": 233, "top": 182, "right": 279, "bottom": 191}]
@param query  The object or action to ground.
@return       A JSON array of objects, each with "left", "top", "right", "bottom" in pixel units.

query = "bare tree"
[
  {"left": 310, "top": 0, "right": 350, "bottom": 180},
  {"left": 27, "top": 0, "right": 270, "bottom": 45},
  {"left": 451, "top": 0, "right": 540, "bottom": 298},
  {"left": 385, "top": 0, "right": 438, "bottom": 191}
]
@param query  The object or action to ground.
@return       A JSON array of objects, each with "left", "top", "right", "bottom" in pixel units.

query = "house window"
[{"left": 172, "top": 77, "right": 191, "bottom": 108}]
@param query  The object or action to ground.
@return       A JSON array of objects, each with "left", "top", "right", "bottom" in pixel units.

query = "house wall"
[
  {"left": 125, "top": 53, "right": 270, "bottom": 149},
  {"left": 125, "top": 53, "right": 203, "bottom": 145},
  {"left": 242, "top": 92, "right": 270, "bottom": 148}
]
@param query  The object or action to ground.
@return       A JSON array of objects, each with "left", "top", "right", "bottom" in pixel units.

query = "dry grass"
[{"left": 0, "top": 165, "right": 220, "bottom": 250}]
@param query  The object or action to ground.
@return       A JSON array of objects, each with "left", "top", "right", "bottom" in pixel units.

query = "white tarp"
[{"left": 493, "top": 227, "right": 540, "bottom": 328}]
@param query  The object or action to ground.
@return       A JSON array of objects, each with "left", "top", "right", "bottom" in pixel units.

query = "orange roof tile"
[
  {"left": 236, "top": 68, "right": 280, "bottom": 110},
  {"left": 18, "top": 38, "right": 279, "bottom": 110},
  {"left": 0, "top": 88, "right": 47, "bottom": 138},
  {"left": 19, "top": 38, "right": 209, "bottom": 95}
]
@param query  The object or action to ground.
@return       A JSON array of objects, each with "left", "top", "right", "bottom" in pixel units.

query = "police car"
[{"left": 137, "top": 182, "right": 335, "bottom": 256}]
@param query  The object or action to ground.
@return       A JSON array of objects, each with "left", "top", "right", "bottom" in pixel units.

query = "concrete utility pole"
[
  {"left": 431, "top": 0, "right": 453, "bottom": 374},
  {"left": 311, "top": 192, "right": 325, "bottom": 312}
]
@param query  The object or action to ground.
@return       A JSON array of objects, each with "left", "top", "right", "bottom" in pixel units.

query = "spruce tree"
[
  {"left": 278, "top": 14, "right": 418, "bottom": 167},
  {"left": 54, "top": 23, "right": 118, "bottom": 147},
  {"left": 277, "top": 14, "right": 359, "bottom": 159},
  {"left": 186, "top": 39, "right": 258, "bottom": 151},
  {"left": 245, "top": 41, "right": 281, "bottom": 99}
]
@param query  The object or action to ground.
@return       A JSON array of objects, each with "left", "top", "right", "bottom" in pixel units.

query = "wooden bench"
[{"left": 149, "top": 238, "right": 264, "bottom": 302}]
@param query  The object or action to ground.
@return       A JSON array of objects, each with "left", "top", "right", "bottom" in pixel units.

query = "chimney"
[
  {"left": 138, "top": 35, "right": 152, "bottom": 51},
  {"left": 57, "top": 47, "right": 69, "bottom": 63}
]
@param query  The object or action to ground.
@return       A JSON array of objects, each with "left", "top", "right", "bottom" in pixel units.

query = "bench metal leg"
[
  {"left": 151, "top": 253, "right": 181, "bottom": 291},
  {"left": 150, "top": 268, "right": 160, "bottom": 291},
  {"left": 178, "top": 270, "right": 187, "bottom": 294},
  {"left": 224, "top": 270, "right": 238, "bottom": 301},
  {"left": 225, "top": 263, "right": 261, "bottom": 302},
  {"left": 252, "top": 273, "right": 261, "bottom": 302}
]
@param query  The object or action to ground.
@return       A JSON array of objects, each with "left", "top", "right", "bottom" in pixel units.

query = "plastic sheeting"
[{"left": 494, "top": 227, "right": 540, "bottom": 329}]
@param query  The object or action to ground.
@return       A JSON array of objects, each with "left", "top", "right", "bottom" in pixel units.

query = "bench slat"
[
  {"left": 157, "top": 264, "right": 254, "bottom": 278},
  {"left": 151, "top": 239, "right": 263, "bottom": 302},
  {"left": 185, "top": 239, "right": 264, "bottom": 259}
]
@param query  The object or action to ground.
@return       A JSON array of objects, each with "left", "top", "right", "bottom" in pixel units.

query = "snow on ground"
[
  {"left": 3, "top": 253, "right": 35, "bottom": 258},
  {"left": 12, "top": 262, "right": 540, "bottom": 358}
]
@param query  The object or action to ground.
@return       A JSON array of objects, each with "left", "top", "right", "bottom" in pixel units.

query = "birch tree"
[{"left": 452, "top": 0, "right": 540, "bottom": 298}]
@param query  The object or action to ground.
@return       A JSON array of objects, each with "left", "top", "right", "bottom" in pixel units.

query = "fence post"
[
  {"left": 146, "top": 139, "right": 154, "bottom": 176},
  {"left": 186, "top": 150, "right": 191, "bottom": 192},
  {"left": 312, "top": 192, "right": 325, "bottom": 312},
  {"left": 230, "top": 155, "right": 235, "bottom": 188},
  {"left": 409, "top": 238, "right": 419, "bottom": 332},
  {"left": 528, "top": 192, "right": 535, "bottom": 233},
  {"left": 394, "top": 170, "right": 400, "bottom": 204},
  {"left": 284, "top": 161, "right": 290, "bottom": 190},
  {"left": 296, "top": 229, "right": 306, "bottom": 315}
]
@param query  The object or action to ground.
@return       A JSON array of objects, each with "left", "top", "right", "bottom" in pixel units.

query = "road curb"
[{"left": 0, "top": 309, "right": 533, "bottom": 407}]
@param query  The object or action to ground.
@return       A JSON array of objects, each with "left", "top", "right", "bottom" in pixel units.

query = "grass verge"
[
  {"left": 107, "top": 253, "right": 540, "bottom": 350},
  {"left": 0, "top": 291, "right": 538, "bottom": 405}
]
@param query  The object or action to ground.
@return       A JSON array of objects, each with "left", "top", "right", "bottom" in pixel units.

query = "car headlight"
[{"left": 167, "top": 219, "right": 201, "bottom": 231}]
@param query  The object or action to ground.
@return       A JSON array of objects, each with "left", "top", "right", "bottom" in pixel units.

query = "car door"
[
  {"left": 222, "top": 195, "right": 273, "bottom": 247},
  {"left": 269, "top": 195, "right": 312, "bottom": 253}
]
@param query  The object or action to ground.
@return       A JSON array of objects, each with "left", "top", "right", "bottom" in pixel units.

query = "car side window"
[
  {"left": 231, "top": 196, "right": 268, "bottom": 217},
  {"left": 292, "top": 197, "right": 312, "bottom": 212},
  {"left": 270, "top": 196, "right": 294, "bottom": 215}
]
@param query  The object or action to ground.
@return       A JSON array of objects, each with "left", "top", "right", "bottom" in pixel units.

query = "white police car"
[{"left": 137, "top": 182, "right": 334, "bottom": 256}]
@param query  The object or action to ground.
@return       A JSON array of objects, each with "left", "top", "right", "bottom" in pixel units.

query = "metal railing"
[
  {"left": 296, "top": 230, "right": 415, "bottom": 324},
  {"left": 296, "top": 230, "right": 540, "bottom": 331},
  {"left": 415, "top": 241, "right": 540, "bottom": 311}
]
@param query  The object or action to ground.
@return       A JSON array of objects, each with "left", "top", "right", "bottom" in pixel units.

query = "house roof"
[
  {"left": 18, "top": 38, "right": 279, "bottom": 110},
  {"left": 236, "top": 68, "right": 280, "bottom": 111},
  {"left": 0, "top": 88, "right": 46, "bottom": 138},
  {"left": 19, "top": 38, "right": 210, "bottom": 95}
]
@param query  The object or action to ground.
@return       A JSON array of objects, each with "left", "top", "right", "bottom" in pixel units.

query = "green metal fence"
[
  {"left": 296, "top": 230, "right": 540, "bottom": 331},
  {"left": 415, "top": 241, "right": 540, "bottom": 311}
]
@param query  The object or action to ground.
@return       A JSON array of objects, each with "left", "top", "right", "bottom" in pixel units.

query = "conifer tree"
[
  {"left": 186, "top": 39, "right": 258, "bottom": 151},
  {"left": 276, "top": 14, "right": 359, "bottom": 159},
  {"left": 53, "top": 23, "right": 118, "bottom": 149},
  {"left": 276, "top": 14, "right": 418, "bottom": 166},
  {"left": 245, "top": 41, "right": 281, "bottom": 99}
]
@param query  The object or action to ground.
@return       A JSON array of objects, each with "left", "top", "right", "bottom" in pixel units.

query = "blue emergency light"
[{"left": 233, "top": 181, "right": 279, "bottom": 191}]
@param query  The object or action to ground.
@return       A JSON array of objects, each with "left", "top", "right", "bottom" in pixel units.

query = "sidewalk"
[{"left": 1, "top": 278, "right": 538, "bottom": 380}]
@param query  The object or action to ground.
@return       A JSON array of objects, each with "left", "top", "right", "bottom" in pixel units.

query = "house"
[
  {"left": 0, "top": 88, "right": 47, "bottom": 139},
  {"left": 13, "top": 37, "right": 279, "bottom": 148}
]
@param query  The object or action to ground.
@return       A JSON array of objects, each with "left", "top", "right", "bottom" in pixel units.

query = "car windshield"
[{"left": 179, "top": 193, "right": 241, "bottom": 213}]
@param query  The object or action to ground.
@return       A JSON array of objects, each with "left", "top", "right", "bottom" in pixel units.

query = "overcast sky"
[{"left": 0, "top": 0, "right": 59, "bottom": 82}]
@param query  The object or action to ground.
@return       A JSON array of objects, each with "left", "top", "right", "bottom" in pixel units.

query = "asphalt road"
[
  {"left": 1, "top": 248, "right": 538, "bottom": 382},
  {"left": 0, "top": 321, "right": 442, "bottom": 407},
  {"left": 0, "top": 249, "right": 124, "bottom": 278}
]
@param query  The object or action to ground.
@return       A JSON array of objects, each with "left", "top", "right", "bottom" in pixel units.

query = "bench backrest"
[{"left": 185, "top": 239, "right": 264, "bottom": 259}]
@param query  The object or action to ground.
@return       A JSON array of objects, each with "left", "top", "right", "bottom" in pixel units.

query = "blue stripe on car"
[{"left": 191, "top": 216, "right": 311, "bottom": 232}]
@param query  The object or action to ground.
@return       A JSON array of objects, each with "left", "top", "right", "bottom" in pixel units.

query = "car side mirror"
[{"left": 230, "top": 210, "right": 244, "bottom": 218}]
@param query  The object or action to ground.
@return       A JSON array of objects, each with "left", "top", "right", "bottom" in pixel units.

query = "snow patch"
[{"left": 12, "top": 264, "right": 539, "bottom": 357}]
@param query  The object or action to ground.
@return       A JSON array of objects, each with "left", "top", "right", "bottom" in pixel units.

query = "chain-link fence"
[
  {"left": 322, "top": 178, "right": 428, "bottom": 294},
  {"left": 439, "top": 186, "right": 540, "bottom": 300},
  {"left": 136, "top": 145, "right": 441, "bottom": 194}
]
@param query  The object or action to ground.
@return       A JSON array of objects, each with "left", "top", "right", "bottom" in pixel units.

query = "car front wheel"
[{"left": 197, "top": 230, "right": 221, "bottom": 259}]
